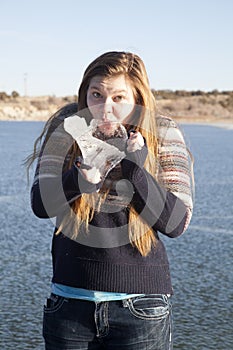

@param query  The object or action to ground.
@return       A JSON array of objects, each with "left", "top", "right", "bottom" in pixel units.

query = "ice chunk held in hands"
[{"left": 64, "top": 115, "right": 128, "bottom": 180}]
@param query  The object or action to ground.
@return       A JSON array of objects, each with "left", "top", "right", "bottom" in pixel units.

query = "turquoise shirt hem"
[{"left": 51, "top": 283, "right": 144, "bottom": 302}]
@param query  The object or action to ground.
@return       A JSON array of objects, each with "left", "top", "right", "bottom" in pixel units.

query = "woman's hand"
[
  {"left": 121, "top": 132, "right": 148, "bottom": 181},
  {"left": 75, "top": 157, "right": 101, "bottom": 184},
  {"left": 126, "top": 131, "right": 144, "bottom": 153},
  {"left": 80, "top": 167, "right": 101, "bottom": 184}
]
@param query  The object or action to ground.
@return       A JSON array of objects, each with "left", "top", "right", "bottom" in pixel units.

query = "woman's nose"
[
  {"left": 101, "top": 100, "right": 113, "bottom": 120},
  {"left": 103, "top": 100, "right": 113, "bottom": 114}
]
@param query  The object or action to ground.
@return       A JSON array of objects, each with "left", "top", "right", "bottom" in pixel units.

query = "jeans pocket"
[
  {"left": 128, "top": 294, "right": 171, "bottom": 320},
  {"left": 44, "top": 294, "right": 67, "bottom": 314}
]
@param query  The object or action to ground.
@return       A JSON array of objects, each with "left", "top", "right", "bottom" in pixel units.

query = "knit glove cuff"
[{"left": 121, "top": 143, "right": 148, "bottom": 183}]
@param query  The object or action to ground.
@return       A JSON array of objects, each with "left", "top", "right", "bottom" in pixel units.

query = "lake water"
[{"left": 0, "top": 121, "right": 232, "bottom": 350}]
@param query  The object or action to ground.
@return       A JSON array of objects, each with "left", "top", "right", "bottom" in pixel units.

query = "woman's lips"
[{"left": 98, "top": 121, "right": 118, "bottom": 134}]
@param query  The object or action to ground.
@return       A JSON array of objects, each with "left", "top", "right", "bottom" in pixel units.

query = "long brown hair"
[{"left": 29, "top": 51, "right": 159, "bottom": 256}]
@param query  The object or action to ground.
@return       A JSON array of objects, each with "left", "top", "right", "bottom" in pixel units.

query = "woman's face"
[{"left": 86, "top": 74, "right": 135, "bottom": 134}]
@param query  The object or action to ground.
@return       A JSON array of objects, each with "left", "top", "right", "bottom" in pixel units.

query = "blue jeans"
[{"left": 43, "top": 294, "right": 173, "bottom": 350}]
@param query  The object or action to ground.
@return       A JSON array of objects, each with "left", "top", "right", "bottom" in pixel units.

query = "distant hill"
[{"left": 0, "top": 90, "right": 233, "bottom": 123}]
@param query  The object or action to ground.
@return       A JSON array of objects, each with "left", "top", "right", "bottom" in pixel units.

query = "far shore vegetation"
[{"left": 0, "top": 89, "right": 233, "bottom": 123}]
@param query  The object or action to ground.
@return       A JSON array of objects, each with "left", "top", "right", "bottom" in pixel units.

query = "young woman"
[{"left": 29, "top": 51, "right": 194, "bottom": 350}]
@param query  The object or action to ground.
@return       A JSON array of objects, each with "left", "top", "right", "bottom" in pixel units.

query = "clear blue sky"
[{"left": 1, "top": 0, "right": 233, "bottom": 96}]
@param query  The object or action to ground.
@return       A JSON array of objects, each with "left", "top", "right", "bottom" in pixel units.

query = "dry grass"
[{"left": 0, "top": 91, "right": 233, "bottom": 124}]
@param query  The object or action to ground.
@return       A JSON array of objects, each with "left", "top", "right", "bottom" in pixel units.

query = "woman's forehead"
[{"left": 89, "top": 74, "right": 132, "bottom": 92}]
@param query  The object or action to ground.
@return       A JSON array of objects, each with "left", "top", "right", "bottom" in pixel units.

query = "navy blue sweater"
[
  {"left": 31, "top": 104, "right": 191, "bottom": 295},
  {"left": 31, "top": 154, "right": 188, "bottom": 295}
]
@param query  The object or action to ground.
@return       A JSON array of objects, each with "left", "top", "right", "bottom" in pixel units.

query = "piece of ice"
[
  {"left": 64, "top": 115, "right": 127, "bottom": 179},
  {"left": 64, "top": 114, "right": 88, "bottom": 139}
]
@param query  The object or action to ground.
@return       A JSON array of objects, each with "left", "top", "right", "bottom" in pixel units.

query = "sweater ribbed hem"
[{"left": 52, "top": 256, "right": 173, "bottom": 295}]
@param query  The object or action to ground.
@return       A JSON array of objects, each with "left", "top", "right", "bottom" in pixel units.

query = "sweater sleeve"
[
  {"left": 31, "top": 165, "right": 98, "bottom": 219},
  {"left": 156, "top": 116, "right": 194, "bottom": 230},
  {"left": 128, "top": 167, "right": 189, "bottom": 237},
  {"left": 30, "top": 104, "right": 98, "bottom": 219},
  {"left": 121, "top": 116, "right": 194, "bottom": 237}
]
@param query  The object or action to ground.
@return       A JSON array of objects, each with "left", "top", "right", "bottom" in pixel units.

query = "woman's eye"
[
  {"left": 114, "top": 95, "right": 124, "bottom": 102},
  {"left": 93, "top": 92, "right": 101, "bottom": 98}
]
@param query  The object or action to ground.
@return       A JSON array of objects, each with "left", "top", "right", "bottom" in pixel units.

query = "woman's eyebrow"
[
  {"left": 89, "top": 86, "right": 127, "bottom": 94},
  {"left": 112, "top": 89, "right": 127, "bottom": 94},
  {"left": 89, "top": 86, "right": 100, "bottom": 90}
]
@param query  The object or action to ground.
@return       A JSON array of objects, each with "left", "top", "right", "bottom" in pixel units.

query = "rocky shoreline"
[{"left": 0, "top": 90, "right": 233, "bottom": 124}]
